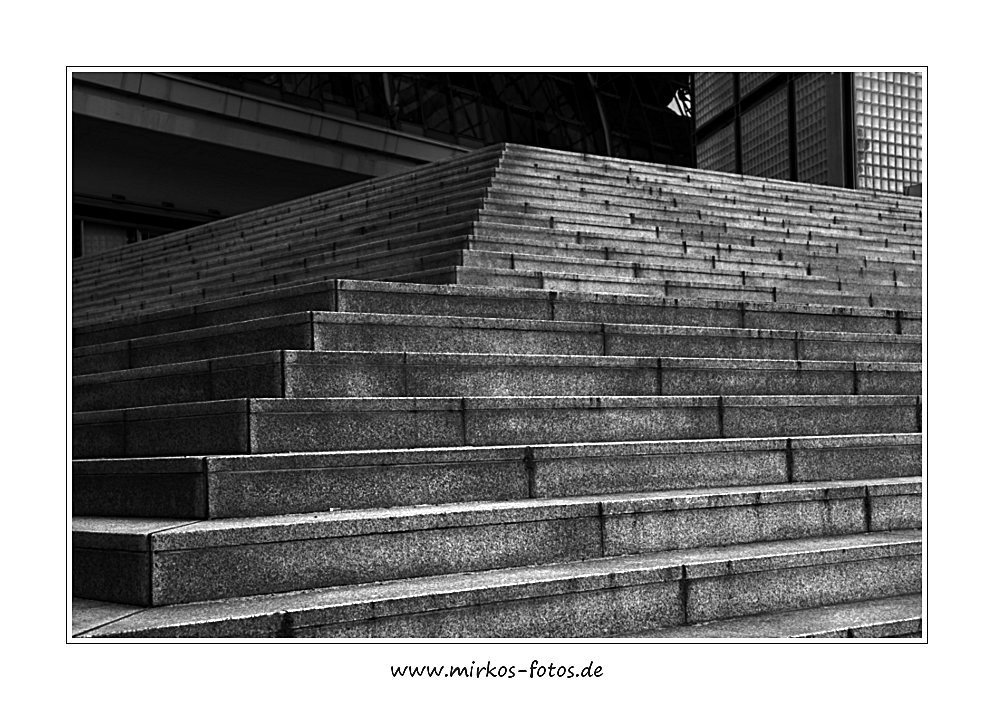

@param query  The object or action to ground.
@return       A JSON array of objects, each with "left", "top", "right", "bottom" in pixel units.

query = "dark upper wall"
[
  {"left": 72, "top": 72, "right": 693, "bottom": 256},
  {"left": 184, "top": 72, "right": 694, "bottom": 166}
]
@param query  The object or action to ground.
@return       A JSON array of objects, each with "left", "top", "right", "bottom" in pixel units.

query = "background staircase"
[{"left": 72, "top": 144, "right": 923, "bottom": 638}]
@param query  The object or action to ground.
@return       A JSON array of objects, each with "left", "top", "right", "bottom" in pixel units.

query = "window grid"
[
  {"left": 741, "top": 88, "right": 790, "bottom": 180},
  {"left": 694, "top": 72, "right": 735, "bottom": 128},
  {"left": 854, "top": 72, "right": 923, "bottom": 192},
  {"left": 738, "top": 72, "right": 777, "bottom": 97},
  {"left": 795, "top": 73, "right": 829, "bottom": 184},
  {"left": 697, "top": 122, "right": 737, "bottom": 174}
]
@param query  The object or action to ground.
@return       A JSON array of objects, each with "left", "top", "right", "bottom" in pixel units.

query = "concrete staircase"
[{"left": 71, "top": 144, "right": 923, "bottom": 638}]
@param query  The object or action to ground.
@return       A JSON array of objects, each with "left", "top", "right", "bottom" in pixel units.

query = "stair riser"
[
  {"left": 73, "top": 319, "right": 314, "bottom": 375},
  {"left": 460, "top": 268, "right": 923, "bottom": 311},
  {"left": 497, "top": 155, "right": 922, "bottom": 206},
  {"left": 472, "top": 220, "right": 921, "bottom": 275},
  {"left": 75, "top": 248, "right": 467, "bottom": 322},
  {"left": 467, "top": 233, "right": 922, "bottom": 285},
  {"left": 339, "top": 283, "right": 920, "bottom": 335},
  {"left": 74, "top": 219, "right": 476, "bottom": 308},
  {"left": 73, "top": 436, "right": 922, "bottom": 518},
  {"left": 73, "top": 152, "right": 501, "bottom": 274},
  {"left": 463, "top": 250, "right": 918, "bottom": 294},
  {"left": 301, "top": 555, "right": 922, "bottom": 638},
  {"left": 72, "top": 397, "right": 921, "bottom": 458},
  {"left": 477, "top": 207, "right": 919, "bottom": 255},
  {"left": 497, "top": 151, "right": 922, "bottom": 211},
  {"left": 74, "top": 316, "right": 920, "bottom": 376},
  {"left": 73, "top": 279, "right": 918, "bottom": 348},
  {"left": 74, "top": 355, "right": 920, "bottom": 411},
  {"left": 73, "top": 489, "right": 920, "bottom": 606}
]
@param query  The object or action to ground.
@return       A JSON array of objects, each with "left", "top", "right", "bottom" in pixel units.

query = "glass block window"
[
  {"left": 854, "top": 72, "right": 923, "bottom": 192},
  {"left": 694, "top": 72, "right": 735, "bottom": 128},
  {"left": 696, "top": 121, "right": 737, "bottom": 173},
  {"left": 795, "top": 73, "right": 829, "bottom": 184},
  {"left": 738, "top": 72, "right": 777, "bottom": 97},
  {"left": 741, "top": 88, "right": 790, "bottom": 179}
]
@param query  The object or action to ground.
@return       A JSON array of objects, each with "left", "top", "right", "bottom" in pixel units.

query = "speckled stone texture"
[
  {"left": 72, "top": 144, "right": 921, "bottom": 638},
  {"left": 75, "top": 481, "right": 920, "bottom": 607},
  {"left": 71, "top": 598, "right": 144, "bottom": 637},
  {"left": 73, "top": 457, "right": 206, "bottom": 518},
  {"left": 73, "top": 548, "right": 151, "bottom": 606},
  {"left": 791, "top": 434, "right": 921, "bottom": 481},
  {"left": 73, "top": 352, "right": 285, "bottom": 410},
  {"left": 295, "top": 582, "right": 684, "bottom": 638},
  {"left": 531, "top": 440, "right": 788, "bottom": 497},
  {"left": 869, "top": 494, "right": 922, "bottom": 531},
  {"left": 71, "top": 434, "right": 919, "bottom": 520},
  {"left": 337, "top": 280, "right": 553, "bottom": 321},
  {"left": 314, "top": 312, "right": 604, "bottom": 357},
  {"left": 73, "top": 313, "right": 315, "bottom": 375},
  {"left": 722, "top": 395, "right": 919, "bottom": 438},
  {"left": 74, "top": 280, "right": 916, "bottom": 350},
  {"left": 604, "top": 499, "right": 866, "bottom": 555},
  {"left": 81, "top": 531, "right": 921, "bottom": 637},
  {"left": 206, "top": 450, "right": 530, "bottom": 518},
  {"left": 686, "top": 555, "right": 921, "bottom": 623},
  {"left": 149, "top": 515, "right": 602, "bottom": 605},
  {"left": 633, "top": 594, "right": 921, "bottom": 638}
]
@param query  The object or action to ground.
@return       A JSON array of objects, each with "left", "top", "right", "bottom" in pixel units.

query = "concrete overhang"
[{"left": 72, "top": 72, "right": 469, "bottom": 178}]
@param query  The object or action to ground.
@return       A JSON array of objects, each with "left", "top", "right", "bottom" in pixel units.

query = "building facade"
[
  {"left": 72, "top": 72, "right": 692, "bottom": 257},
  {"left": 694, "top": 71, "right": 923, "bottom": 194}
]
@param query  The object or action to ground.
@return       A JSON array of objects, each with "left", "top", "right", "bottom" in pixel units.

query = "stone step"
[
  {"left": 472, "top": 219, "right": 922, "bottom": 275},
  {"left": 73, "top": 228, "right": 476, "bottom": 319},
  {"left": 72, "top": 393, "right": 922, "bottom": 458},
  {"left": 73, "top": 213, "right": 477, "bottom": 305},
  {"left": 73, "top": 146, "right": 503, "bottom": 271},
  {"left": 72, "top": 201, "right": 483, "bottom": 299},
  {"left": 73, "top": 311, "right": 922, "bottom": 378},
  {"left": 462, "top": 248, "right": 920, "bottom": 295},
  {"left": 502, "top": 145, "right": 923, "bottom": 212},
  {"left": 72, "top": 478, "right": 920, "bottom": 607},
  {"left": 73, "top": 249, "right": 468, "bottom": 325},
  {"left": 466, "top": 229, "right": 922, "bottom": 282},
  {"left": 70, "top": 142, "right": 923, "bottom": 640},
  {"left": 73, "top": 279, "right": 920, "bottom": 347},
  {"left": 454, "top": 265, "right": 923, "bottom": 311},
  {"left": 73, "top": 530, "right": 922, "bottom": 636},
  {"left": 483, "top": 192, "right": 921, "bottom": 252},
  {"left": 478, "top": 211, "right": 918, "bottom": 270},
  {"left": 490, "top": 166, "right": 922, "bottom": 217},
  {"left": 626, "top": 593, "right": 921, "bottom": 638},
  {"left": 72, "top": 433, "right": 922, "bottom": 519},
  {"left": 73, "top": 350, "right": 921, "bottom": 411},
  {"left": 487, "top": 183, "right": 922, "bottom": 237}
]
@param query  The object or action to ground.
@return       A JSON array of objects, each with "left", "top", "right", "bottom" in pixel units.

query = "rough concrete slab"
[
  {"left": 71, "top": 597, "right": 144, "bottom": 637},
  {"left": 207, "top": 451, "right": 529, "bottom": 518},
  {"left": 791, "top": 433, "right": 922, "bottom": 481},
  {"left": 150, "top": 516, "right": 602, "bottom": 605},
  {"left": 299, "top": 582, "right": 683, "bottom": 638},
  {"left": 83, "top": 530, "right": 920, "bottom": 637},
  {"left": 723, "top": 395, "right": 919, "bottom": 438},
  {"left": 248, "top": 397, "right": 464, "bottom": 453},
  {"left": 73, "top": 466, "right": 206, "bottom": 518},
  {"left": 632, "top": 593, "right": 921, "bottom": 638},
  {"left": 686, "top": 554, "right": 921, "bottom": 623},
  {"left": 314, "top": 311, "right": 604, "bottom": 356}
]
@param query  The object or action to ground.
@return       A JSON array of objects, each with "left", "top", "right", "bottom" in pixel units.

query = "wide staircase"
[{"left": 72, "top": 144, "right": 923, "bottom": 638}]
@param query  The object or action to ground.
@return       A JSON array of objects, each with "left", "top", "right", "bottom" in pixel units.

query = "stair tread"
[
  {"left": 72, "top": 475, "right": 921, "bottom": 549},
  {"left": 75, "top": 529, "right": 921, "bottom": 637},
  {"left": 71, "top": 142, "right": 924, "bottom": 638},
  {"left": 625, "top": 593, "right": 921, "bottom": 638}
]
